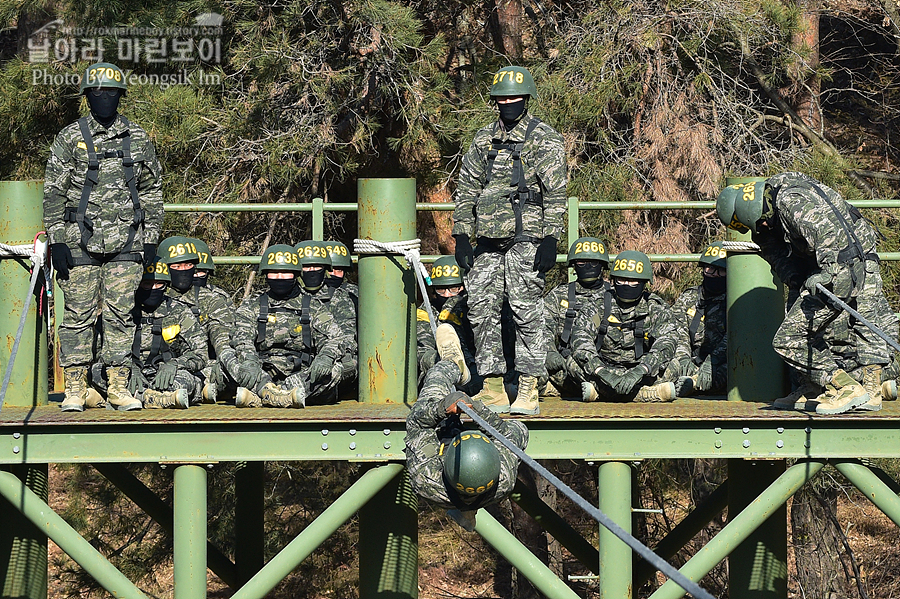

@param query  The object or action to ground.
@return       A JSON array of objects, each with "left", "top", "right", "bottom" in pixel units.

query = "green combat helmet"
[
  {"left": 611, "top": 250, "right": 653, "bottom": 282},
  {"left": 188, "top": 238, "right": 214, "bottom": 272},
  {"left": 698, "top": 241, "right": 727, "bottom": 270},
  {"left": 430, "top": 256, "right": 463, "bottom": 287},
  {"left": 80, "top": 62, "right": 127, "bottom": 94},
  {"left": 142, "top": 257, "right": 171, "bottom": 282},
  {"left": 716, "top": 181, "right": 773, "bottom": 234},
  {"left": 295, "top": 240, "right": 333, "bottom": 269},
  {"left": 442, "top": 431, "right": 502, "bottom": 498},
  {"left": 490, "top": 66, "right": 538, "bottom": 100},
  {"left": 159, "top": 236, "right": 200, "bottom": 265},
  {"left": 324, "top": 241, "right": 352, "bottom": 270},
  {"left": 259, "top": 244, "right": 302, "bottom": 273},
  {"left": 567, "top": 237, "right": 610, "bottom": 266}
]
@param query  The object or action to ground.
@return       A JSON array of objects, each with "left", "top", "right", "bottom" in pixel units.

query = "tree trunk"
[
  {"left": 510, "top": 468, "right": 547, "bottom": 599},
  {"left": 491, "top": 0, "right": 524, "bottom": 60},
  {"left": 790, "top": 484, "right": 847, "bottom": 598},
  {"left": 790, "top": 0, "right": 823, "bottom": 133}
]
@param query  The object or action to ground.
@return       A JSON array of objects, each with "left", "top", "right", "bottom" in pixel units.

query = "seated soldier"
[
  {"left": 417, "top": 256, "right": 476, "bottom": 392},
  {"left": 571, "top": 250, "right": 678, "bottom": 402},
  {"left": 231, "top": 244, "right": 356, "bottom": 408},
  {"left": 658, "top": 242, "right": 727, "bottom": 397},
  {"left": 323, "top": 240, "right": 359, "bottom": 304},
  {"left": 542, "top": 237, "right": 610, "bottom": 398},
  {"left": 404, "top": 359, "right": 528, "bottom": 530},
  {"left": 316, "top": 240, "right": 359, "bottom": 398}
]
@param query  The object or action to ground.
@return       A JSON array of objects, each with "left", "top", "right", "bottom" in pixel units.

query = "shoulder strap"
[
  {"left": 118, "top": 116, "right": 143, "bottom": 255},
  {"left": 594, "top": 288, "right": 614, "bottom": 352},
  {"left": 76, "top": 117, "right": 99, "bottom": 252},
  {"left": 559, "top": 282, "right": 579, "bottom": 346},
  {"left": 257, "top": 293, "right": 270, "bottom": 344},
  {"left": 688, "top": 295, "right": 705, "bottom": 343}
]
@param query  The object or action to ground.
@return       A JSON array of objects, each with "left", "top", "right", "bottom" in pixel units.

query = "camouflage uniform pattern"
[
  {"left": 191, "top": 283, "right": 237, "bottom": 392},
  {"left": 404, "top": 360, "right": 529, "bottom": 510},
  {"left": 542, "top": 281, "right": 609, "bottom": 396},
  {"left": 660, "top": 285, "right": 727, "bottom": 391},
  {"left": 570, "top": 290, "right": 676, "bottom": 401},
  {"left": 754, "top": 172, "right": 897, "bottom": 386},
  {"left": 231, "top": 288, "right": 356, "bottom": 402},
  {"left": 416, "top": 294, "right": 480, "bottom": 393},
  {"left": 317, "top": 282, "right": 359, "bottom": 397},
  {"left": 44, "top": 114, "right": 162, "bottom": 368}
]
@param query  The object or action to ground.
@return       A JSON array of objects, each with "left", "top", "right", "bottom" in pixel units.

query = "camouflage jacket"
[
  {"left": 543, "top": 281, "right": 609, "bottom": 357},
  {"left": 755, "top": 172, "right": 880, "bottom": 294},
  {"left": 319, "top": 282, "right": 358, "bottom": 342},
  {"left": 232, "top": 288, "right": 353, "bottom": 379},
  {"left": 132, "top": 297, "right": 206, "bottom": 375},
  {"left": 43, "top": 114, "right": 163, "bottom": 254},
  {"left": 452, "top": 114, "right": 567, "bottom": 241},
  {"left": 192, "top": 283, "right": 235, "bottom": 358},
  {"left": 570, "top": 290, "right": 676, "bottom": 375},
  {"left": 669, "top": 285, "right": 727, "bottom": 368},
  {"left": 416, "top": 294, "right": 476, "bottom": 371}
]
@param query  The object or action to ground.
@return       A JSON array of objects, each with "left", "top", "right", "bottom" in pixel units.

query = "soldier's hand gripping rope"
[{"left": 455, "top": 402, "right": 717, "bottom": 599}]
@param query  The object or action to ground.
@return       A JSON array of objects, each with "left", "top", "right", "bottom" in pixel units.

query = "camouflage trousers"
[
  {"left": 659, "top": 356, "right": 727, "bottom": 393},
  {"left": 248, "top": 356, "right": 356, "bottom": 404},
  {"left": 465, "top": 242, "right": 547, "bottom": 378},
  {"left": 58, "top": 261, "right": 142, "bottom": 367},
  {"left": 586, "top": 363, "right": 659, "bottom": 402},
  {"left": 773, "top": 266, "right": 897, "bottom": 387},
  {"left": 543, "top": 354, "right": 593, "bottom": 398}
]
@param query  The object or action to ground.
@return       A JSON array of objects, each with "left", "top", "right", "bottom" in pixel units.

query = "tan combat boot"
[
  {"left": 201, "top": 381, "right": 218, "bottom": 404},
  {"left": 259, "top": 382, "right": 305, "bottom": 408},
  {"left": 772, "top": 380, "right": 823, "bottom": 411},
  {"left": 882, "top": 379, "right": 897, "bottom": 401},
  {"left": 674, "top": 376, "right": 695, "bottom": 398},
  {"left": 142, "top": 388, "right": 189, "bottom": 409},
  {"left": 510, "top": 374, "right": 540, "bottom": 415},
  {"left": 235, "top": 387, "right": 263, "bottom": 408},
  {"left": 85, "top": 387, "right": 106, "bottom": 409},
  {"left": 856, "top": 365, "right": 883, "bottom": 412},
  {"left": 105, "top": 366, "right": 142, "bottom": 411},
  {"left": 815, "top": 369, "right": 870, "bottom": 415},
  {"left": 635, "top": 382, "right": 676, "bottom": 403},
  {"left": 475, "top": 376, "right": 510, "bottom": 413},
  {"left": 581, "top": 381, "right": 600, "bottom": 402},
  {"left": 61, "top": 366, "right": 89, "bottom": 412},
  {"left": 435, "top": 324, "right": 471, "bottom": 385}
]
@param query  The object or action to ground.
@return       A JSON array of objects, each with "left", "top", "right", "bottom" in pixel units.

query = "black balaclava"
[
  {"left": 193, "top": 271, "right": 210, "bottom": 287},
  {"left": 432, "top": 294, "right": 449, "bottom": 311},
  {"left": 86, "top": 89, "right": 122, "bottom": 127},
  {"left": 324, "top": 274, "right": 343, "bottom": 289},
  {"left": 300, "top": 268, "right": 327, "bottom": 292},
  {"left": 573, "top": 262, "right": 605, "bottom": 290},
  {"left": 170, "top": 265, "right": 196, "bottom": 293},
  {"left": 137, "top": 286, "right": 166, "bottom": 312},
  {"left": 613, "top": 280, "right": 645, "bottom": 303},
  {"left": 268, "top": 277, "right": 299, "bottom": 300},
  {"left": 498, "top": 99, "right": 526, "bottom": 128},
  {"left": 702, "top": 274, "right": 727, "bottom": 297}
]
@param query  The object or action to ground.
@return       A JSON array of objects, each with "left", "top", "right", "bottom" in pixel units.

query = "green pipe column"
[
  {"left": 359, "top": 468, "right": 418, "bottom": 599},
  {"left": 174, "top": 465, "right": 207, "bottom": 599},
  {"left": 357, "top": 178, "right": 417, "bottom": 404},
  {"left": 833, "top": 460, "right": 900, "bottom": 526},
  {"left": 598, "top": 461, "right": 632, "bottom": 599},
  {"left": 235, "top": 462, "right": 265, "bottom": 586}
]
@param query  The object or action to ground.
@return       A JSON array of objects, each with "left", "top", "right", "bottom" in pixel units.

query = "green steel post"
[
  {"left": 728, "top": 460, "right": 787, "bottom": 599},
  {"left": 0, "top": 465, "right": 48, "bottom": 599},
  {"left": 230, "top": 464, "right": 404, "bottom": 599},
  {"left": 235, "top": 462, "right": 265, "bottom": 586},
  {"left": 833, "top": 460, "right": 900, "bottom": 526},
  {"left": 0, "top": 470, "right": 146, "bottom": 599},
  {"left": 598, "top": 461, "right": 632, "bottom": 599},
  {"left": 474, "top": 510, "right": 581, "bottom": 599},
  {"left": 724, "top": 177, "right": 786, "bottom": 402},
  {"left": 312, "top": 197, "right": 324, "bottom": 241},
  {"left": 634, "top": 482, "right": 728, "bottom": 588},
  {"left": 568, "top": 196, "right": 579, "bottom": 282},
  {"left": 357, "top": 179, "right": 417, "bottom": 404},
  {"left": 649, "top": 460, "right": 824, "bottom": 599},
  {"left": 360, "top": 468, "right": 418, "bottom": 599},
  {"left": 174, "top": 465, "right": 207, "bottom": 599},
  {"left": 510, "top": 479, "right": 600, "bottom": 573},
  {"left": 0, "top": 180, "right": 48, "bottom": 407},
  {"left": 92, "top": 463, "right": 237, "bottom": 589}
]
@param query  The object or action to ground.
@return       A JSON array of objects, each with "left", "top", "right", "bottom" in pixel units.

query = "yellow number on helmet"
[
  {"left": 636, "top": 261, "right": 644, "bottom": 273},
  {"left": 267, "top": 252, "right": 276, "bottom": 264},
  {"left": 627, "top": 259, "right": 636, "bottom": 271},
  {"left": 451, "top": 265, "right": 460, "bottom": 277},
  {"left": 515, "top": 71, "right": 524, "bottom": 84},
  {"left": 168, "top": 246, "right": 178, "bottom": 258}
]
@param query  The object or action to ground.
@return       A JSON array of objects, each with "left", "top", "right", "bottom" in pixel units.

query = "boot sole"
[
  {"left": 485, "top": 404, "right": 510, "bottom": 414},
  {"left": 109, "top": 402, "right": 142, "bottom": 411},
  {"left": 60, "top": 404, "right": 84, "bottom": 412},
  {"left": 510, "top": 404, "right": 539, "bottom": 415},
  {"left": 815, "top": 392, "right": 870, "bottom": 415}
]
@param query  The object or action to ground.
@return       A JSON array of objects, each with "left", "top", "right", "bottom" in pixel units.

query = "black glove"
[
  {"left": 153, "top": 362, "right": 178, "bottom": 390},
  {"left": 143, "top": 244, "right": 157, "bottom": 266},
  {"left": 237, "top": 361, "right": 263, "bottom": 388},
  {"left": 453, "top": 234, "right": 475, "bottom": 274},
  {"left": 546, "top": 350, "right": 565, "bottom": 373},
  {"left": 50, "top": 243, "right": 73, "bottom": 279},
  {"left": 533, "top": 236, "right": 558, "bottom": 273},
  {"left": 308, "top": 355, "right": 335, "bottom": 387},
  {"left": 128, "top": 366, "right": 149, "bottom": 395},
  {"left": 613, "top": 365, "right": 648, "bottom": 396}
]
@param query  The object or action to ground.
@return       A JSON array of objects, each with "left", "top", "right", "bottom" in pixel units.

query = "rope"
[
  {"left": 354, "top": 238, "right": 438, "bottom": 338},
  {"left": 456, "top": 402, "right": 717, "bottom": 599},
  {"left": 721, "top": 241, "right": 761, "bottom": 253},
  {"left": 815, "top": 283, "right": 900, "bottom": 354},
  {"left": 0, "top": 235, "right": 49, "bottom": 411}
]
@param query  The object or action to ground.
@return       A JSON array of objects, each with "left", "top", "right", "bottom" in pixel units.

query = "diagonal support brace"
[{"left": 832, "top": 459, "right": 900, "bottom": 527}]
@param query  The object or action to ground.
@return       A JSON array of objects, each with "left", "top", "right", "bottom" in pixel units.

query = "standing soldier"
[
  {"left": 717, "top": 173, "right": 897, "bottom": 413},
  {"left": 542, "top": 237, "right": 610, "bottom": 398},
  {"left": 45, "top": 62, "right": 162, "bottom": 412},
  {"left": 452, "top": 65, "right": 567, "bottom": 416}
]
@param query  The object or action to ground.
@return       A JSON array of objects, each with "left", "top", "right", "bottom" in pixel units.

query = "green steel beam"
[
  {"left": 474, "top": 509, "right": 581, "bottom": 599},
  {"left": 598, "top": 462, "right": 632, "bottom": 599},
  {"left": 510, "top": 479, "right": 600, "bottom": 573},
  {"left": 0, "top": 469, "right": 147, "bottom": 599},
  {"left": 634, "top": 482, "right": 728, "bottom": 588},
  {"left": 234, "top": 462, "right": 265, "bottom": 586},
  {"left": 0, "top": 465, "right": 48, "bottom": 599},
  {"left": 648, "top": 460, "right": 825, "bottom": 599},
  {"left": 832, "top": 459, "right": 900, "bottom": 527},
  {"left": 174, "top": 465, "right": 207, "bottom": 599},
  {"left": 312, "top": 197, "right": 324, "bottom": 241},
  {"left": 92, "top": 462, "right": 237, "bottom": 589},
  {"left": 230, "top": 463, "right": 404, "bottom": 599}
]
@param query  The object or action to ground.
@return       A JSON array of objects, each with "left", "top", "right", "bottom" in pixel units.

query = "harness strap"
[
  {"left": 76, "top": 118, "right": 99, "bottom": 251},
  {"left": 133, "top": 298, "right": 173, "bottom": 367},
  {"left": 257, "top": 293, "right": 270, "bottom": 344},
  {"left": 192, "top": 285, "right": 201, "bottom": 318},
  {"left": 559, "top": 282, "right": 579, "bottom": 349},
  {"left": 256, "top": 292, "right": 314, "bottom": 367},
  {"left": 300, "top": 293, "right": 313, "bottom": 367},
  {"left": 594, "top": 289, "right": 648, "bottom": 360}
]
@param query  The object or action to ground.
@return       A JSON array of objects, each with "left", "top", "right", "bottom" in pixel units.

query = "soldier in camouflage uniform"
[
  {"left": 315, "top": 241, "right": 358, "bottom": 398},
  {"left": 658, "top": 242, "right": 728, "bottom": 396},
  {"left": 453, "top": 66, "right": 567, "bottom": 417},
  {"left": 718, "top": 173, "right": 897, "bottom": 414},
  {"left": 46, "top": 62, "right": 162, "bottom": 412},
  {"left": 542, "top": 237, "right": 610, "bottom": 398},
  {"left": 323, "top": 240, "right": 359, "bottom": 305},
  {"left": 231, "top": 244, "right": 356, "bottom": 408},
  {"left": 571, "top": 251, "right": 678, "bottom": 402},
  {"left": 404, "top": 359, "right": 528, "bottom": 528}
]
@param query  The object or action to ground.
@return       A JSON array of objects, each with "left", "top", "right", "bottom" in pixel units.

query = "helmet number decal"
[
  {"left": 168, "top": 242, "right": 196, "bottom": 258},
  {"left": 88, "top": 67, "right": 123, "bottom": 83},
  {"left": 146, "top": 261, "right": 169, "bottom": 276},
  {"left": 199, "top": 252, "right": 209, "bottom": 263},
  {"left": 430, "top": 264, "right": 460, "bottom": 279},
  {"left": 493, "top": 70, "right": 525, "bottom": 85},
  {"left": 300, "top": 246, "right": 326, "bottom": 258},
  {"left": 704, "top": 246, "right": 726, "bottom": 258},
  {"left": 267, "top": 251, "right": 299, "bottom": 265},
  {"left": 613, "top": 258, "right": 643, "bottom": 273},
  {"left": 325, "top": 244, "right": 348, "bottom": 256},
  {"left": 574, "top": 241, "right": 605, "bottom": 255}
]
